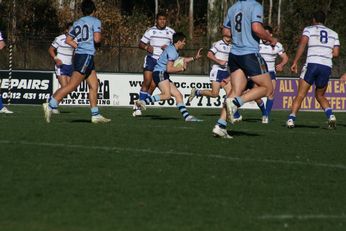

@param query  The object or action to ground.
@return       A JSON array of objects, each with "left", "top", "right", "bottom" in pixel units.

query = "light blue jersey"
[
  {"left": 223, "top": 0, "right": 263, "bottom": 55},
  {"left": 154, "top": 44, "right": 179, "bottom": 72},
  {"left": 69, "top": 16, "right": 101, "bottom": 55}
]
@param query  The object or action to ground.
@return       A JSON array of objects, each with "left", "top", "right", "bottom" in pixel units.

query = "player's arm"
[
  {"left": 251, "top": 4, "right": 277, "bottom": 46},
  {"left": 139, "top": 41, "right": 153, "bottom": 53},
  {"left": 207, "top": 50, "right": 227, "bottom": 67},
  {"left": 167, "top": 60, "right": 186, "bottom": 73},
  {"left": 290, "top": 35, "right": 308, "bottom": 73},
  {"left": 48, "top": 45, "right": 62, "bottom": 66},
  {"left": 252, "top": 22, "right": 277, "bottom": 46},
  {"left": 94, "top": 32, "right": 101, "bottom": 44},
  {"left": 66, "top": 35, "right": 78, "bottom": 49},
  {"left": 332, "top": 46, "right": 340, "bottom": 58},
  {"left": 276, "top": 52, "right": 289, "bottom": 72},
  {"left": 0, "top": 40, "right": 5, "bottom": 50},
  {"left": 184, "top": 48, "right": 203, "bottom": 64},
  {"left": 339, "top": 72, "right": 346, "bottom": 82}
]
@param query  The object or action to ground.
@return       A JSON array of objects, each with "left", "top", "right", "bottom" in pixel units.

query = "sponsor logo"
[{"left": 1, "top": 79, "right": 50, "bottom": 90}]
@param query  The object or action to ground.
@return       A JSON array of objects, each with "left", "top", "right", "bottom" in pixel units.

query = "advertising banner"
[
  {"left": 3, "top": 70, "right": 343, "bottom": 111},
  {"left": 273, "top": 78, "right": 346, "bottom": 111},
  {"left": 0, "top": 70, "right": 53, "bottom": 104},
  {"left": 53, "top": 73, "right": 258, "bottom": 109}
]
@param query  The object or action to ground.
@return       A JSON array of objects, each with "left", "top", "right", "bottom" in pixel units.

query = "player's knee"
[
  {"left": 315, "top": 94, "right": 325, "bottom": 101},
  {"left": 266, "top": 86, "right": 274, "bottom": 97},
  {"left": 174, "top": 92, "right": 183, "bottom": 102},
  {"left": 210, "top": 92, "right": 219, "bottom": 97},
  {"left": 68, "top": 82, "right": 81, "bottom": 91},
  {"left": 295, "top": 95, "right": 305, "bottom": 103},
  {"left": 160, "top": 92, "right": 171, "bottom": 100},
  {"left": 88, "top": 83, "right": 98, "bottom": 92}
]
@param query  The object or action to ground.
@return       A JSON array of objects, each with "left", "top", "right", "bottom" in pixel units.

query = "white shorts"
[{"left": 209, "top": 65, "right": 229, "bottom": 83}]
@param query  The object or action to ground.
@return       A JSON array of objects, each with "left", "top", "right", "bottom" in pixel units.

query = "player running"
[
  {"left": 286, "top": 11, "right": 340, "bottom": 129},
  {"left": 133, "top": 11, "right": 175, "bottom": 117},
  {"left": 212, "top": 0, "right": 277, "bottom": 138},
  {"left": 258, "top": 25, "right": 288, "bottom": 123},
  {"left": 134, "top": 32, "right": 202, "bottom": 122},
  {"left": 188, "top": 35, "right": 242, "bottom": 122},
  {"left": 48, "top": 22, "right": 74, "bottom": 114},
  {"left": 188, "top": 35, "right": 232, "bottom": 103},
  {"left": 43, "top": 0, "right": 110, "bottom": 123}
]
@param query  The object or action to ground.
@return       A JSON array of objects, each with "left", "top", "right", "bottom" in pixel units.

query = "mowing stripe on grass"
[
  {"left": 1, "top": 139, "right": 346, "bottom": 171},
  {"left": 258, "top": 214, "right": 346, "bottom": 220}
]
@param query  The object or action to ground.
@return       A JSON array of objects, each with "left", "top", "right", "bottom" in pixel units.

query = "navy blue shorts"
[
  {"left": 143, "top": 55, "right": 158, "bottom": 72},
  {"left": 300, "top": 63, "right": 331, "bottom": 88},
  {"left": 210, "top": 68, "right": 230, "bottom": 83},
  {"left": 73, "top": 54, "right": 95, "bottom": 78},
  {"left": 228, "top": 53, "right": 268, "bottom": 77},
  {"left": 246, "top": 79, "right": 255, "bottom": 90},
  {"left": 153, "top": 71, "right": 170, "bottom": 85},
  {"left": 55, "top": 64, "right": 73, "bottom": 77}
]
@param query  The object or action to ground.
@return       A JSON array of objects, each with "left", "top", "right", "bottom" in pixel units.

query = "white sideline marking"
[
  {"left": 1, "top": 139, "right": 346, "bottom": 171},
  {"left": 258, "top": 214, "right": 346, "bottom": 220}
]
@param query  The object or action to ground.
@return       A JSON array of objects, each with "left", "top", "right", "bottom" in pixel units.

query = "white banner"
[{"left": 53, "top": 73, "right": 259, "bottom": 109}]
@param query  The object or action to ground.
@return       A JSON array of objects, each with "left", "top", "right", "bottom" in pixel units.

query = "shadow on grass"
[
  {"left": 140, "top": 115, "right": 180, "bottom": 121},
  {"left": 58, "top": 111, "right": 72, "bottom": 114},
  {"left": 281, "top": 124, "right": 320, "bottom": 129},
  {"left": 243, "top": 118, "right": 261, "bottom": 123},
  {"left": 70, "top": 119, "right": 91, "bottom": 123},
  {"left": 229, "top": 130, "right": 260, "bottom": 137},
  {"left": 200, "top": 113, "right": 221, "bottom": 117}
]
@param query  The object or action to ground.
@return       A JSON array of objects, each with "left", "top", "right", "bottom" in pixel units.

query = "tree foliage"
[{"left": 1, "top": 0, "right": 345, "bottom": 74}]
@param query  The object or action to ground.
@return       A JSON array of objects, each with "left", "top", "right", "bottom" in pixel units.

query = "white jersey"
[
  {"left": 51, "top": 34, "right": 74, "bottom": 65},
  {"left": 0, "top": 31, "right": 3, "bottom": 41},
  {"left": 259, "top": 40, "right": 285, "bottom": 72},
  {"left": 209, "top": 39, "right": 232, "bottom": 71},
  {"left": 140, "top": 26, "right": 175, "bottom": 60},
  {"left": 303, "top": 25, "right": 339, "bottom": 67}
]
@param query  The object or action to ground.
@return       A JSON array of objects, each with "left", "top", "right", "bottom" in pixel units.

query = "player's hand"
[
  {"left": 290, "top": 62, "right": 298, "bottom": 74},
  {"left": 146, "top": 45, "right": 154, "bottom": 53},
  {"left": 262, "top": 39, "right": 271, "bottom": 45},
  {"left": 194, "top": 48, "right": 203, "bottom": 60},
  {"left": 55, "top": 58, "right": 63, "bottom": 66},
  {"left": 183, "top": 59, "right": 188, "bottom": 70},
  {"left": 161, "top": 44, "right": 168, "bottom": 50},
  {"left": 276, "top": 64, "right": 284, "bottom": 72},
  {"left": 339, "top": 73, "right": 346, "bottom": 82},
  {"left": 220, "top": 60, "right": 228, "bottom": 68}
]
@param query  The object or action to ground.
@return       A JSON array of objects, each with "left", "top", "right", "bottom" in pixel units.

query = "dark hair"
[
  {"left": 81, "top": 0, "right": 96, "bottom": 16},
  {"left": 156, "top": 11, "right": 167, "bottom": 19},
  {"left": 65, "top": 22, "right": 73, "bottom": 30},
  {"left": 312, "top": 11, "right": 326, "bottom": 24},
  {"left": 173, "top": 32, "right": 186, "bottom": 44},
  {"left": 263, "top": 25, "right": 273, "bottom": 33}
]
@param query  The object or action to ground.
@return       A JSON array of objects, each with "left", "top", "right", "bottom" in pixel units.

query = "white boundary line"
[
  {"left": 1, "top": 139, "right": 346, "bottom": 171},
  {"left": 258, "top": 214, "right": 346, "bottom": 220}
]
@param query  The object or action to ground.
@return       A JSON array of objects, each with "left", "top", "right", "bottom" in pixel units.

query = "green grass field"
[{"left": 1, "top": 105, "right": 346, "bottom": 231}]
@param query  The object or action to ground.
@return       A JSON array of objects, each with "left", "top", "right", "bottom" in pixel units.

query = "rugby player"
[
  {"left": 258, "top": 25, "right": 288, "bottom": 123},
  {"left": 212, "top": 0, "right": 277, "bottom": 138},
  {"left": 287, "top": 11, "right": 339, "bottom": 129},
  {"left": 135, "top": 32, "right": 203, "bottom": 122},
  {"left": 133, "top": 11, "right": 175, "bottom": 117},
  {"left": 43, "top": 0, "right": 111, "bottom": 123},
  {"left": 48, "top": 22, "right": 74, "bottom": 114}
]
